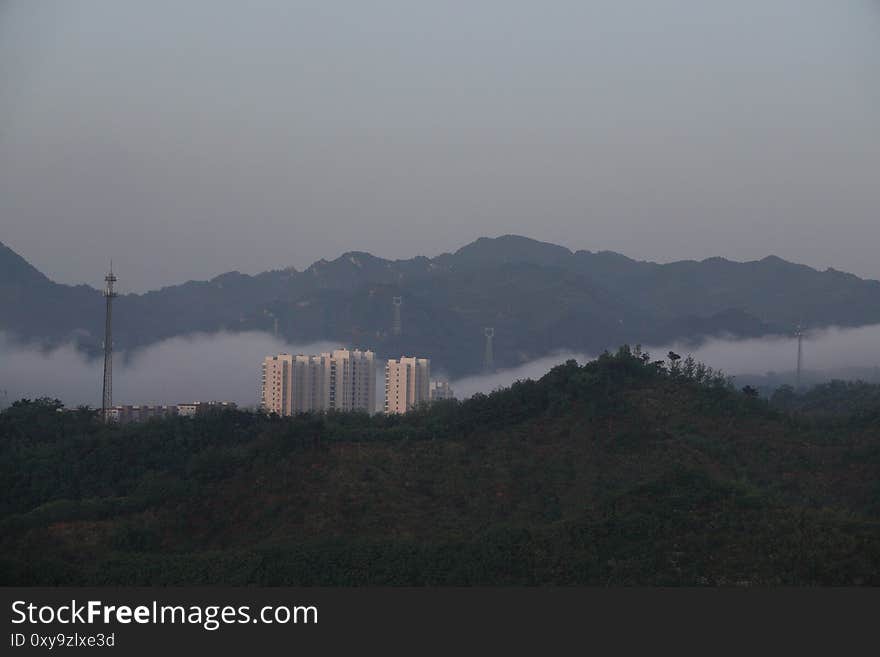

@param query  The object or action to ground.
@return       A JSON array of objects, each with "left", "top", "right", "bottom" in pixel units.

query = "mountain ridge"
[
  {"left": 5, "top": 235, "right": 877, "bottom": 296},
  {"left": 2, "top": 235, "right": 880, "bottom": 377}
]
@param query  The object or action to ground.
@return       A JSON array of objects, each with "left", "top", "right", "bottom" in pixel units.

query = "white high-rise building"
[
  {"left": 261, "top": 349, "right": 376, "bottom": 415},
  {"left": 291, "top": 354, "right": 328, "bottom": 413},
  {"left": 261, "top": 354, "right": 293, "bottom": 415},
  {"left": 327, "top": 349, "right": 376, "bottom": 413},
  {"left": 384, "top": 356, "right": 430, "bottom": 414}
]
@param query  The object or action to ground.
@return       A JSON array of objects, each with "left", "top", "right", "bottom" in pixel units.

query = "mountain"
[
  {"left": 2, "top": 349, "right": 878, "bottom": 585},
  {"left": 0, "top": 241, "right": 51, "bottom": 288},
  {"left": 0, "top": 241, "right": 104, "bottom": 347},
  {"left": 439, "top": 234, "right": 573, "bottom": 269},
  {"left": 3, "top": 236, "right": 880, "bottom": 376}
]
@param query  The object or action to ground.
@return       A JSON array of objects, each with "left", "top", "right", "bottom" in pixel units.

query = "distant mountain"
[
  {"left": 0, "top": 241, "right": 104, "bottom": 348},
  {"left": 0, "top": 241, "right": 51, "bottom": 288},
  {"left": 438, "top": 234, "right": 572, "bottom": 269},
  {"left": 3, "top": 235, "right": 880, "bottom": 377}
]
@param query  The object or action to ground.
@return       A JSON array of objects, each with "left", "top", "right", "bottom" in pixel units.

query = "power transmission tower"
[
  {"left": 101, "top": 263, "right": 118, "bottom": 422},
  {"left": 795, "top": 324, "right": 804, "bottom": 390},
  {"left": 392, "top": 296, "right": 402, "bottom": 336},
  {"left": 483, "top": 327, "right": 495, "bottom": 373},
  {"left": 264, "top": 309, "right": 279, "bottom": 339}
]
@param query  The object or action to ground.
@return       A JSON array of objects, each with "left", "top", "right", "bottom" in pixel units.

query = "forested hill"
[
  {"left": 3, "top": 235, "right": 880, "bottom": 377},
  {"left": 2, "top": 347, "right": 879, "bottom": 585}
]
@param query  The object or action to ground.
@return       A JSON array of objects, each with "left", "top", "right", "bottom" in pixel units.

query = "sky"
[{"left": 1, "top": 0, "right": 879, "bottom": 292}]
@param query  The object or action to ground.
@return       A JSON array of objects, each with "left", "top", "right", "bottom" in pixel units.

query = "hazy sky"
[{"left": 2, "top": 1, "right": 879, "bottom": 292}]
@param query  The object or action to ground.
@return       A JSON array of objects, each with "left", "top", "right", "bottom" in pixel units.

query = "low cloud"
[
  {"left": 2, "top": 324, "right": 879, "bottom": 409},
  {"left": 451, "top": 352, "right": 589, "bottom": 399},
  {"left": 451, "top": 324, "right": 880, "bottom": 396},
  {"left": 0, "top": 332, "right": 336, "bottom": 408}
]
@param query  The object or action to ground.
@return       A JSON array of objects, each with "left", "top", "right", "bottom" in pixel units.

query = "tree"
[{"left": 742, "top": 385, "right": 759, "bottom": 398}]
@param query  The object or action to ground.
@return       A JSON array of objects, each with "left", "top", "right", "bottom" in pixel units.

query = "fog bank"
[
  {"left": 1, "top": 324, "right": 879, "bottom": 409},
  {"left": 451, "top": 324, "right": 880, "bottom": 397},
  {"left": 0, "top": 332, "right": 336, "bottom": 409}
]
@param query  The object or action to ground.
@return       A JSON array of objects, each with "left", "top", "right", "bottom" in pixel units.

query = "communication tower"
[
  {"left": 101, "top": 263, "right": 118, "bottom": 421},
  {"left": 795, "top": 324, "right": 804, "bottom": 389},
  {"left": 392, "top": 296, "right": 402, "bottom": 336}
]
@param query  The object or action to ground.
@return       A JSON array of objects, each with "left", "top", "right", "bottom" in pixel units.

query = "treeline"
[
  {"left": 1, "top": 347, "right": 879, "bottom": 585},
  {"left": 771, "top": 380, "right": 880, "bottom": 426}
]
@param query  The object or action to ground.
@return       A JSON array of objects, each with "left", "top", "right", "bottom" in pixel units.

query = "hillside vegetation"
[{"left": 1, "top": 347, "right": 879, "bottom": 585}]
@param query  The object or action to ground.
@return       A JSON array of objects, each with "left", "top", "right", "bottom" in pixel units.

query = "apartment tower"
[
  {"left": 384, "top": 356, "right": 430, "bottom": 414},
  {"left": 261, "top": 353, "right": 293, "bottom": 415},
  {"left": 261, "top": 349, "right": 376, "bottom": 415},
  {"left": 327, "top": 349, "right": 376, "bottom": 413}
]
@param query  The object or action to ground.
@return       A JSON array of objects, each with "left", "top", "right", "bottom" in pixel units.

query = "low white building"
[
  {"left": 177, "top": 403, "right": 199, "bottom": 417},
  {"left": 430, "top": 380, "right": 455, "bottom": 402}
]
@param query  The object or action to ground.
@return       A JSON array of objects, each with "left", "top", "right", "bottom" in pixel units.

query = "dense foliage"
[
  {"left": 771, "top": 380, "right": 880, "bottom": 427},
  {"left": 2, "top": 347, "right": 879, "bottom": 585}
]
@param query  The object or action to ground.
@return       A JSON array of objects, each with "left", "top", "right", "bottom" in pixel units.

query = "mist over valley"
[{"left": 3, "top": 322, "right": 879, "bottom": 409}]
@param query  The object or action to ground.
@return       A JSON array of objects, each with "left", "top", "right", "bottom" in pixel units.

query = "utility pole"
[{"left": 102, "top": 263, "right": 117, "bottom": 422}]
